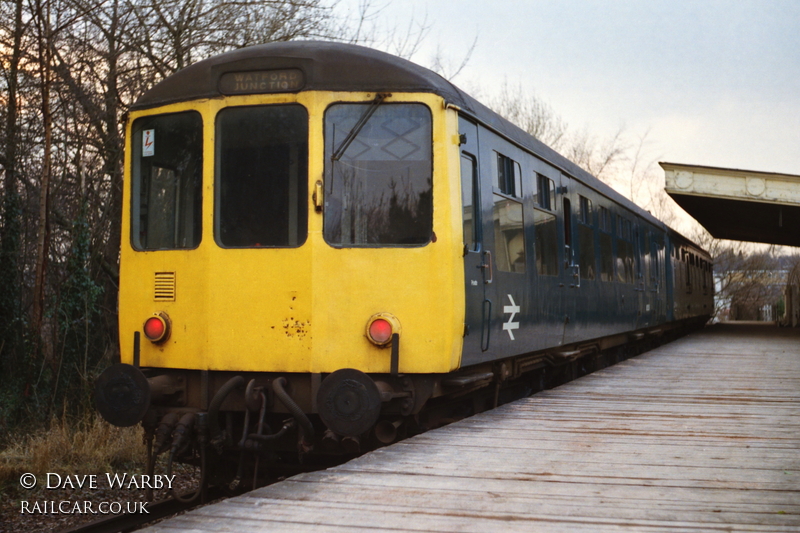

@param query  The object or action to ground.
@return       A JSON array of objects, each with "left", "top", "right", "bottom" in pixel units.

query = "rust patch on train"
[{"left": 282, "top": 318, "right": 310, "bottom": 339}]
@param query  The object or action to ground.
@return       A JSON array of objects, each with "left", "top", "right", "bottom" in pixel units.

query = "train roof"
[
  {"left": 132, "top": 41, "right": 688, "bottom": 245},
  {"left": 131, "top": 41, "right": 467, "bottom": 111}
]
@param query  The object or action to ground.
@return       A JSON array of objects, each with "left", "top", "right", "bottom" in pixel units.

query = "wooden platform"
[{"left": 146, "top": 322, "right": 800, "bottom": 532}]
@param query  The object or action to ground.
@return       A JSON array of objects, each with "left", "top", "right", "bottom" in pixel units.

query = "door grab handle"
[{"left": 482, "top": 250, "right": 493, "bottom": 284}]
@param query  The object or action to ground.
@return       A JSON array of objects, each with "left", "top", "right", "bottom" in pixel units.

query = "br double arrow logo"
[{"left": 503, "top": 294, "right": 520, "bottom": 340}]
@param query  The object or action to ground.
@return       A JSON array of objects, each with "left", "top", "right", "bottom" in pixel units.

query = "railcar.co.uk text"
[{"left": 18, "top": 473, "right": 176, "bottom": 515}]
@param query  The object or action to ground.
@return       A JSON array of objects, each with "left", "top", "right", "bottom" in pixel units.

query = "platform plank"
[{"left": 144, "top": 323, "right": 800, "bottom": 532}]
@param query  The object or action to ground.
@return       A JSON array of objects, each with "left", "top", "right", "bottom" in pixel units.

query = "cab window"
[
  {"left": 324, "top": 103, "right": 432, "bottom": 247},
  {"left": 215, "top": 105, "right": 308, "bottom": 248},
  {"left": 131, "top": 111, "right": 203, "bottom": 251}
]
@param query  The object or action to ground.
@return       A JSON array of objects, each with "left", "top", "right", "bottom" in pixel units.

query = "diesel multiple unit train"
[{"left": 97, "top": 41, "right": 712, "bottom": 485}]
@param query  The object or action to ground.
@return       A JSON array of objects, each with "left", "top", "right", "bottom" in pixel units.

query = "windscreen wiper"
[{"left": 330, "top": 93, "right": 390, "bottom": 162}]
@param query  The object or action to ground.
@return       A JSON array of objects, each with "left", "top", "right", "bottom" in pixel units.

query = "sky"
[{"left": 345, "top": 0, "right": 800, "bottom": 177}]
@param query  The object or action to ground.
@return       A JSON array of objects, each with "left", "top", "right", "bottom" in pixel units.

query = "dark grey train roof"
[
  {"left": 132, "top": 41, "right": 468, "bottom": 110},
  {"left": 132, "top": 40, "right": 674, "bottom": 237}
]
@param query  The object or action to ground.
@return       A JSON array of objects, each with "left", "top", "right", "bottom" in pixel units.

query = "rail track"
[
  {"left": 56, "top": 486, "right": 228, "bottom": 533},
  {"left": 57, "top": 332, "right": 673, "bottom": 533}
]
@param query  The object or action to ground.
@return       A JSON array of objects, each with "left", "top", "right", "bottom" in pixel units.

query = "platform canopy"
[{"left": 661, "top": 162, "right": 800, "bottom": 247}]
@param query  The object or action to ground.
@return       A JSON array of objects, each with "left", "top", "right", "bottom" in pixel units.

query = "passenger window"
[
  {"left": 702, "top": 259, "right": 708, "bottom": 289},
  {"left": 579, "top": 196, "right": 592, "bottom": 224},
  {"left": 534, "top": 208, "right": 558, "bottom": 276},
  {"left": 653, "top": 238, "right": 664, "bottom": 287},
  {"left": 616, "top": 215, "right": 635, "bottom": 283},
  {"left": 577, "top": 195, "right": 595, "bottom": 280},
  {"left": 494, "top": 152, "right": 521, "bottom": 197},
  {"left": 535, "top": 174, "right": 555, "bottom": 210},
  {"left": 598, "top": 206, "right": 613, "bottom": 282},
  {"left": 323, "top": 103, "right": 432, "bottom": 246},
  {"left": 493, "top": 195, "right": 525, "bottom": 273},
  {"left": 215, "top": 105, "right": 308, "bottom": 247},
  {"left": 563, "top": 197, "right": 572, "bottom": 260}
]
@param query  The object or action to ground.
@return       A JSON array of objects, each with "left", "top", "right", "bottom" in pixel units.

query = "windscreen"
[
  {"left": 324, "top": 103, "right": 433, "bottom": 247},
  {"left": 215, "top": 105, "right": 308, "bottom": 247}
]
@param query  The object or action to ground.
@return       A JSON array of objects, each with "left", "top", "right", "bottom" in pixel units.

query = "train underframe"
[{"left": 96, "top": 316, "right": 708, "bottom": 495}]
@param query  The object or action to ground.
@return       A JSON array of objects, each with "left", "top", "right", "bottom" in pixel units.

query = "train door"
[
  {"left": 483, "top": 139, "right": 528, "bottom": 359},
  {"left": 616, "top": 212, "right": 638, "bottom": 328},
  {"left": 561, "top": 175, "right": 579, "bottom": 343},
  {"left": 664, "top": 238, "right": 676, "bottom": 321},
  {"left": 637, "top": 227, "right": 654, "bottom": 328},
  {"left": 650, "top": 232, "right": 666, "bottom": 323},
  {"left": 530, "top": 161, "right": 565, "bottom": 348},
  {"left": 565, "top": 190, "right": 599, "bottom": 343},
  {"left": 458, "top": 117, "right": 491, "bottom": 364}
]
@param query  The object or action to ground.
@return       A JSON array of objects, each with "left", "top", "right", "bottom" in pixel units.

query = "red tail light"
[
  {"left": 368, "top": 319, "right": 393, "bottom": 345},
  {"left": 143, "top": 314, "right": 170, "bottom": 343},
  {"left": 366, "top": 314, "right": 399, "bottom": 346}
]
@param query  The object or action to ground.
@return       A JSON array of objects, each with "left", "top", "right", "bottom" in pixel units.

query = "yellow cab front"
[{"left": 119, "top": 91, "right": 465, "bottom": 378}]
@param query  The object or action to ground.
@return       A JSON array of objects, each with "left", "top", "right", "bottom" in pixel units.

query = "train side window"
[
  {"left": 493, "top": 195, "right": 526, "bottom": 273},
  {"left": 494, "top": 152, "right": 521, "bottom": 197},
  {"left": 532, "top": 173, "right": 557, "bottom": 276},
  {"left": 563, "top": 197, "right": 572, "bottom": 262},
  {"left": 534, "top": 208, "right": 558, "bottom": 276},
  {"left": 578, "top": 196, "right": 592, "bottom": 224},
  {"left": 131, "top": 111, "right": 203, "bottom": 251},
  {"left": 616, "top": 215, "right": 635, "bottom": 283},
  {"left": 577, "top": 195, "right": 595, "bottom": 280},
  {"left": 653, "top": 238, "right": 664, "bottom": 286},
  {"left": 461, "top": 153, "right": 479, "bottom": 251},
  {"left": 598, "top": 206, "right": 613, "bottom": 281},
  {"left": 323, "top": 103, "right": 432, "bottom": 246},
  {"left": 535, "top": 174, "right": 555, "bottom": 210},
  {"left": 685, "top": 252, "right": 692, "bottom": 289},
  {"left": 702, "top": 259, "right": 708, "bottom": 289},
  {"left": 215, "top": 105, "right": 308, "bottom": 248}
]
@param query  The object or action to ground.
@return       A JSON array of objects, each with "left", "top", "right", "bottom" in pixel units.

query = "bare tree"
[
  {"left": 0, "top": 0, "right": 452, "bottom": 429},
  {"left": 612, "top": 129, "right": 681, "bottom": 227},
  {"left": 485, "top": 80, "right": 689, "bottom": 230},
  {"left": 713, "top": 245, "right": 785, "bottom": 321},
  {"left": 689, "top": 229, "right": 788, "bottom": 321},
  {"left": 31, "top": 0, "right": 55, "bottom": 348},
  {"left": 124, "top": 0, "right": 352, "bottom": 79},
  {"left": 565, "top": 124, "right": 628, "bottom": 183},
  {"left": 485, "top": 81, "right": 632, "bottom": 187},
  {"left": 488, "top": 81, "right": 568, "bottom": 150},
  {"left": 0, "top": 0, "right": 26, "bottom": 360}
]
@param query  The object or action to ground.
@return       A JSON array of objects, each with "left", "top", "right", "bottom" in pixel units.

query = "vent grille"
[{"left": 154, "top": 272, "right": 176, "bottom": 302}]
